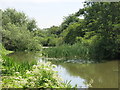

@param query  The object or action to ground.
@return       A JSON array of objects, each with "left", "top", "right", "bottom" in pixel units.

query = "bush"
[
  {"left": 1, "top": 8, "right": 41, "bottom": 51},
  {"left": 0, "top": 43, "right": 13, "bottom": 56},
  {"left": 1, "top": 23, "right": 41, "bottom": 51}
]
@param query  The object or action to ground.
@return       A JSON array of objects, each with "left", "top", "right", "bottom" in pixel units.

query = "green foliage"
[
  {"left": 2, "top": 61, "right": 72, "bottom": 88},
  {"left": 0, "top": 43, "right": 13, "bottom": 56},
  {"left": 1, "top": 2, "right": 120, "bottom": 60},
  {"left": 34, "top": 26, "right": 63, "bottom": 46},
  {"left": 61, "top": 22, "right": 85, "bottom": 44},
  {"left": 59, "top": 14, "right": 80, "bottom": 32},
  {"left": 1, "top": 23, "right": 41, "bottom": 51},
  {"left": 2, "top": 55, "right": 36, "bottom": 75},
  {"left": 1, "top": 8, "right": 41, "bottom": 51},
  {"left": 46, "top": 26, "right": 59, "bottom": 35},
  {"left": 43, "top": 43, "right": 91, "bottom": 60},
  {"left": 43, "top": 31, "right": 119, "bottom": 60},
  {"left": 46, "top": 2, "right": 120, "bottom": 60},
  {"left": 43, "top": 45, "right": 72, "bottom": 59},
  {"left": 2, "top": 8, "right": 38, "bottom": 31},
  {"left": 81, "top": 2, "right": 120, "bottom": 59}
]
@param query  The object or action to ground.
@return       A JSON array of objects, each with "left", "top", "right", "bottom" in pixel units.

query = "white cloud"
[{"left": 0, "top": 0, "right": 85, "bottom": 3}]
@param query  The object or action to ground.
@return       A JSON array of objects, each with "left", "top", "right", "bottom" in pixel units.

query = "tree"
[
  {"left": 2, "top": 8, "right": 38, "bottom": 32},
  {"left": 1, "top": 8, "right": 41, "bottom": 51},
  {"left": 62, "top": 21, "right": 85, "bottom": 44},
  {"left": 77, "top": 2, "right": 120, "bottom": 59},
  {"left": 58, "top": 14, "right": 80, "bottom": 34}
]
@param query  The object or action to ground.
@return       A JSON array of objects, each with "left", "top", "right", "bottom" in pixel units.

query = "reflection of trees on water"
[
  {"left": 58, "top": 61, "right": 119, "bottom": 88},
  {"left": 8, "top": 52, "right": 41, "bottom": 62}
]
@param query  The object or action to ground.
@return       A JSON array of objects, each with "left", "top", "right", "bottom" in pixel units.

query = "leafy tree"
[
  {"left": 1, "top": 23, "right": 41, "bottom": 51},
  {"left": 2, "top": 8, "right": 38, "bottom": 32},
  {"left": 62, "top": 21, "right": 85, "bottom": 44},
  {"left": 1, "top": 8, "right": 41, "bottom": 51},
  {"left": 76, "top": 2, "right": 120, "bottom": 59},
  {"left": 58, "top": 14, "right": 80, "bottom": 34},
  {"left": 46, "top": 26, "right": 59, "bottom": 35},
  {"left": 45, "top": 2, "right": 120, "bottom": 60}
]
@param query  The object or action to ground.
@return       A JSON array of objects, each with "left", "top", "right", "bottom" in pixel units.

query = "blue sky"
[{"left": 0, "top": 0, "right": 85, "bottom": 28}]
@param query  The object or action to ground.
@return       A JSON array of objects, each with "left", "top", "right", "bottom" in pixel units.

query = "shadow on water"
[
  {"left": 7, "top": 51, "right": 41, "bottom": 62},
  {"left": 8, "top": 52, "right": 119, "bottom": 88}
]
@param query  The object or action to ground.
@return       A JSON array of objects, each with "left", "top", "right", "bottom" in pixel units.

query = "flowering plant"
[{"left": 2, "top": 61, "right": 72, "bottom": 88}]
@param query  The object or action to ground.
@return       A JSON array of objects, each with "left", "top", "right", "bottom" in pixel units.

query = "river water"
[{"left": 8, "top": 52, "right": 119, "bottom": 88}]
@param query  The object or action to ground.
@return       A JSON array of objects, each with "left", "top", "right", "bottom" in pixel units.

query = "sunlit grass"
[{"left": 43, "top": 43, "right": 90, "bottom": 60}]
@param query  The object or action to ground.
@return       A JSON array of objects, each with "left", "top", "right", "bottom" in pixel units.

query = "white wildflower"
[
  {"left": 52, "top": 64, "right": 57, "bottom": 68},
  {"left": 14, "top": 77, "right": 20, "bottom": 79},
  {"left": 44, "top": 83, "right": 49, "bottom": 87},
  {"left": 0, "top": 59, "right": 3, "bottom": 62},
  {"left": 32, "top": 68, "right": 39, "bottom": 74},
  {"left": 26, "top": 70, "right": 31, "bottom": 74},
  {"left": 20, "top": 79, "right": 27, "bottom": 85},
  {"left": 28, "top": 77, "right": 33, "bottom": 80},
  {"left": 15, "top": 72, "right": 19, "bottom": 74},
  {"left": 33, "top": 65, "right": 39, "bottom": 69}
]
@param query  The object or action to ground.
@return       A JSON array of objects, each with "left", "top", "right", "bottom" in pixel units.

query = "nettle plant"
[{"left": 2, "top": 61, "right": 72, "bottom": 88}]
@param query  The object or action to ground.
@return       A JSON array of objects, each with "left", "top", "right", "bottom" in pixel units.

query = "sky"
[{"left": 0, "top": 0, "right": 85, "bottom": 29}]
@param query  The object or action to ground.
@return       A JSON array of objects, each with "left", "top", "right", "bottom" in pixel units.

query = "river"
[{"left": 8, "top": 52, "right": 119, "bottom": 88}]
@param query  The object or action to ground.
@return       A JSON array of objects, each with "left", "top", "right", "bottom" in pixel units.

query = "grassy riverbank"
[
  {"left": 43, "top": 42, "right": 103, "bottom": 61},
  {"left": 0, "top": 44, "right": 72, "bottom": 88}
]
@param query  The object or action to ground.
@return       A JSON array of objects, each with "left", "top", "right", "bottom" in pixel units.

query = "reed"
[{"left": 43, "top": 43, "right": 91, "bottom": 60}]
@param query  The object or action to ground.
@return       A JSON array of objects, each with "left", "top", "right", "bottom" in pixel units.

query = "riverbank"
[
  {"left": 7, "top": 51, "right": 119, "bottom": 88},
  {"left": 1, "top": 57, "right": 72, "bottom": 88},
  {"left": 0, "top": 46, "right": 72, "bottom": 88}
]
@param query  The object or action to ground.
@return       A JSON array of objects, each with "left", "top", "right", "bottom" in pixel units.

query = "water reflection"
[
  {"left": 54, "top": 61, "right": 119, "bottom": 88},
  {"left": 54, "top": 65, "right": 88, "bottom": 88},
  {"left": 8, "top": 52, "right": 119, "bottom": 88},
  {"left": 8, "top": 51, "right": 41, "bottom": 62}
]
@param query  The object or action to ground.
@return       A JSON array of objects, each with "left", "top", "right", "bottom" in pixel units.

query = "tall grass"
[{"left": 43, "top": 43, "right": 91, "bottom": 60}]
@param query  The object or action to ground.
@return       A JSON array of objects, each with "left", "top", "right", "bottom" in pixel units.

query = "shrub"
[{"left": 1, "top": 24, "right": 41, "bottom": 51}]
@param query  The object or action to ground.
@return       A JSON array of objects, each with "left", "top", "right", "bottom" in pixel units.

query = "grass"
[{"left": 43, "top": 43, "right": 91, "bottom": 60}]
